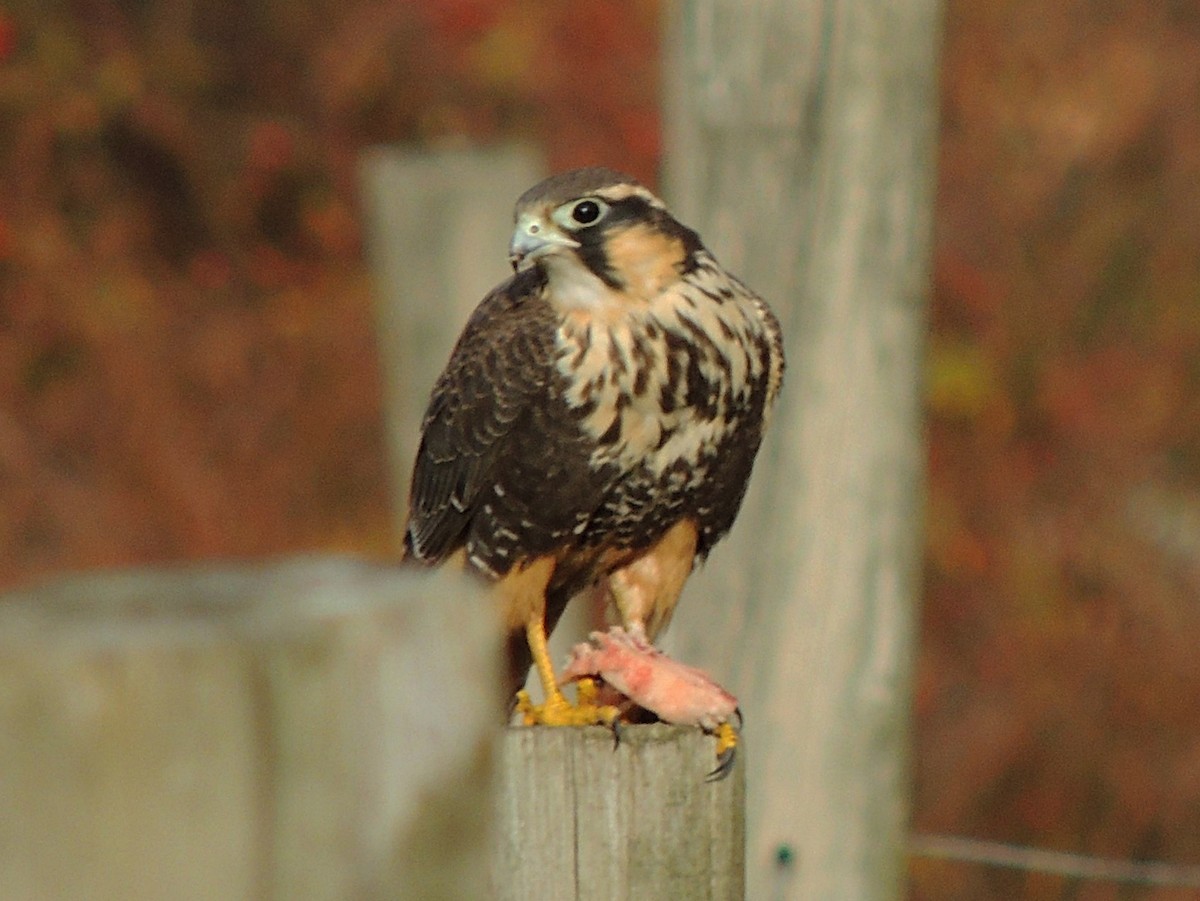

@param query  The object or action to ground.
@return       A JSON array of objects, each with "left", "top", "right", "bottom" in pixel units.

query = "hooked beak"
[{"left": 509, "top": 213, "right": 579, "bottom": 271}]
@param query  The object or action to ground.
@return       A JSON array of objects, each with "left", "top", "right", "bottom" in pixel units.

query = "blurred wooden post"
[
  {"left": 358, "top": 146, "right": 542, "bottom": 526},
  {"left": 0, "top": 557, "right": 497, "bottom": 901},
  {"left": 664, "top": 2, "right": 942, "bottom": 899},
  {"left": 493, "top": 725, "right": 744, "bottom": 900}
]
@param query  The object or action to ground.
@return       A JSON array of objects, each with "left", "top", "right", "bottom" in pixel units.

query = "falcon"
[{"left": 404, "top": 167, "right": 784, "bottom": 751}]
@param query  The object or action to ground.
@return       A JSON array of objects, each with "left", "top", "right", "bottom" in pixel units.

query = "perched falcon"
[{"left": 404, "top": 167, "right": 784, "bottom": 737}]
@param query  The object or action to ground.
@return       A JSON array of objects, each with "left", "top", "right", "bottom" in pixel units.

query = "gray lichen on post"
[{"left": 492, "top": 723, "right": 745, "bottom": 901}]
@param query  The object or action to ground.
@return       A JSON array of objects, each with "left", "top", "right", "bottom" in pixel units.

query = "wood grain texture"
[
  {"left": 492, "top": 724, "right": 744, "bottom": 901},
  {"left": 0, "top": 556, "right": 497, "bottom": 901},
  {"left": 663, "top": 1, "right": 942, "bottom": 898}
]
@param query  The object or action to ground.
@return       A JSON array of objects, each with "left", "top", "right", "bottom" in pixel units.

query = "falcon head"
[{"left": 508, "top": 167, "right": 704, "bottom": 309}]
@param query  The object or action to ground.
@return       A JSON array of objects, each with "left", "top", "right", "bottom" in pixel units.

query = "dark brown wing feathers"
[
  {"left": 405, "top": 271, "right": 549, "bottom": 563},
  {"left": 405, "top": 269, "right": 620, "bottom": 573}
]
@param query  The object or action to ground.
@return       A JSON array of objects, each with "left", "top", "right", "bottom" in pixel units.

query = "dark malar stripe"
[{"left": 576, "top": 240, "right": 624, "bottom": 290}]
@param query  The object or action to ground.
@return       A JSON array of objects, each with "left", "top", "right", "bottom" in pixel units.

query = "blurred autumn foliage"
[
  {"left": 0, "top": 0, "right": 658, "bottom": 583},
  {"left": 2, "top": 0, "right": 1200, "bottom": 898},
  {"left": 915, "top": 2, "right": 1200, "bottom": 899}
]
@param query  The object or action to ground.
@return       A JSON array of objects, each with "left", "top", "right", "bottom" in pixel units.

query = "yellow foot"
[
  {"left": 515, "top": 678, "right": 621, "bottom": 728},
  {"left": 707, "top": 721, "right": 739, "bottom": 782}
]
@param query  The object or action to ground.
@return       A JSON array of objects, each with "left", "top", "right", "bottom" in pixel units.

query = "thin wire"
[{"left": 909, "top": 833, "right": 1200, "bottom": 889}]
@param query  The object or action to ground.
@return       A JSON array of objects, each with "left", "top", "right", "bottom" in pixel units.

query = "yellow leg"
[
  {"left": 527, "top": 613, "right": 568, "bottom": 710},
  {"left": 498, "top": 556, "right": 618, "bottom": 729},
  {"left": 515, "top": 613, "right": 619, "bottom": 728}
]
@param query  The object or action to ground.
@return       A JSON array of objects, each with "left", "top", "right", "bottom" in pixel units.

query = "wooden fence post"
[
  {"left": 492, "top": 725, "right": 745, "bottom": 901},
  {"left": 663, "top": 1, "right": 942, "bottom": 898},
  {"left": 0, "top": 557, "right": 497, "bottom": 901}
]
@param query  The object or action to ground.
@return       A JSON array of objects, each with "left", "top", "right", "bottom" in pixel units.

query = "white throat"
[{"left": 543, "top": 256, "right": 618, "bottom": 312}]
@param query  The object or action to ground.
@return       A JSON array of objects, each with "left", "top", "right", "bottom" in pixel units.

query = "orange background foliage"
[
  {"left": 2, "top": 1, "right": 1199, "bottom": 898},
  {"left": 0, "top": 0, "right": 658, "bottom": 580},
  {"left": 916, "top": 3, "right": 1200, "bottom": 898}
]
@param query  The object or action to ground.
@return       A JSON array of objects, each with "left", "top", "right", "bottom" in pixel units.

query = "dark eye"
[
  {"left": 551, "top": 197, "right": 609, "bottom": 231},
  {"left": 571, "top": 200, "right": 601, "bottom": 225}
]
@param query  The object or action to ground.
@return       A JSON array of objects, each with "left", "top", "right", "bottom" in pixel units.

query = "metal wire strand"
[{"left": 910, "top": 833, "right": 1200, "bottom": 889}]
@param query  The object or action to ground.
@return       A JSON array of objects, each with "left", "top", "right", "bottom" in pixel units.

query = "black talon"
[
  {"left": 610, "top": 716, "right": 622, "bottom": 750},
  {"left": 706, "top": 744, "right": 737, "bottom": 782}
]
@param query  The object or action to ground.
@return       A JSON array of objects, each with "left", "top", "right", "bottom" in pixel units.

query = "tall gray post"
[{"left": 663, "top": 2, "right": 942, "bottom": 897}]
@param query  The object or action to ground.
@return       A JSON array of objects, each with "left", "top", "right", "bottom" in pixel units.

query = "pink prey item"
[{"left": 562, "top": 626, "right": 739, "bottom": 733}]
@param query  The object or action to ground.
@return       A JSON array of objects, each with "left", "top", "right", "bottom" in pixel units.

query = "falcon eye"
[
  {"left": 571, "top": 200, "right": 601, "bottom": 224},
  {"left": 552, "top": 197, "right": 610, "bottom": 231}
]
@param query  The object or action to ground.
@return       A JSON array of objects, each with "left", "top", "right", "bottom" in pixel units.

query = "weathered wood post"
[
  {"left": 663, "top": 1, "right": 942, "bottom": 898},
  {"left": 493, "top": 725, "right": 745, "bottom": 900},
  {"left": 0, "top": 558, "right": 496, "bottom": 900}
]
